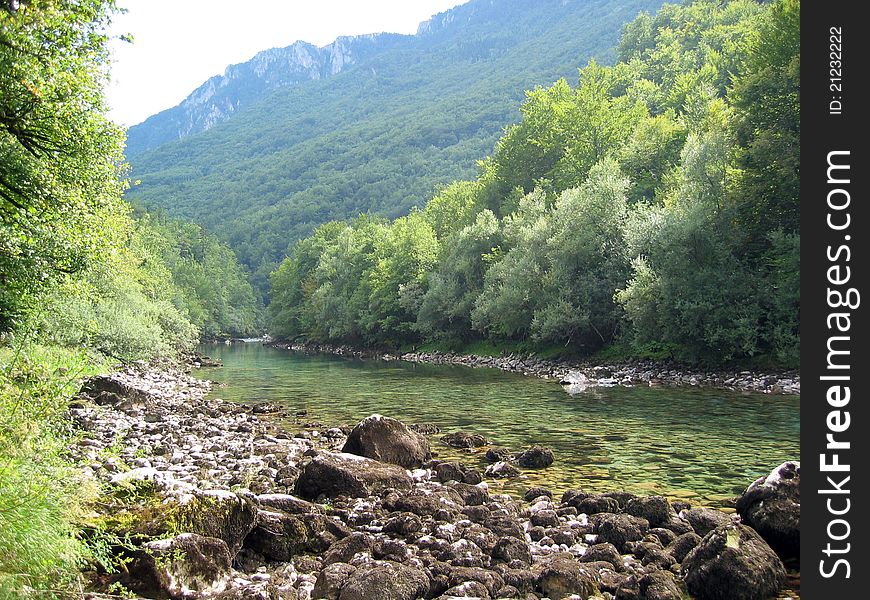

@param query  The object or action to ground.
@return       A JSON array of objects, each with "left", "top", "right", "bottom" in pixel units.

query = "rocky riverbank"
[
  {"left": 269, "top": 342, "right": 800, "bottom": 396},
  {"left": 70, "top": 363, "right": 799, "bottom": 599}
]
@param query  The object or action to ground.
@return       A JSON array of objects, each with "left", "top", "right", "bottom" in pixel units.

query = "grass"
[{"left": 0, "top": 342, "right": 107, "bottom": 598}]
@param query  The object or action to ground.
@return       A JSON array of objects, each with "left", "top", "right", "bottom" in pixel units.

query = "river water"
[{"left": 194, "top": 343, "right": 799, "bottom": 508}]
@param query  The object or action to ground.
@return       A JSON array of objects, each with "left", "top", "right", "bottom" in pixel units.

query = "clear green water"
[{"left": 195, "top": 343, "right": 800, "bottom": 507}]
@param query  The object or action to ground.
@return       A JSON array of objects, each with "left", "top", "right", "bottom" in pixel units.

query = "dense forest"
[
  {"left": 125, "top": 0, "right": 666, "bottom": 292},
  {"left": 0, "top": 1, "right": 257, "bottom": 592},
  {"left": 269, "top": 0, "right": 800, "bottom": 366}
]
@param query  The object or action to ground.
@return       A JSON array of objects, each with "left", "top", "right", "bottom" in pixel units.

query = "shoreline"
[
  {"left": 266, "top": 341, "right": 801, "bottom": 396},
  {"left": 69, "top": 362, "right": 800, "bottom": 599}
]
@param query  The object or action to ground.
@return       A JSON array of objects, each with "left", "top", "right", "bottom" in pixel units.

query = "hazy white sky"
[{"left": 107, "top": 1, "right": 468, "bottom": 127}]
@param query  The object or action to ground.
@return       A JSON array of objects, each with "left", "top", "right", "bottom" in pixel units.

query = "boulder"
[
  {"left": 129, "top": 533, "right": 231, "bottom": 598},
  {"left": 440, "top": 581, "right": 491, "bottom": 598},
  {"left": 342, "top": 415, "right": 431, "bottom": 468},
  {"left": 576, "top": 495, "right": 621, "bottom": 515},
  {"left": 665, "top": 531, "right": 702, "bottom": 563},
  {"left": 337, "top": 560, "right": 430, "bottom": 600},
  {"left": 681, "top": 523, "right": 786, "bottom": 600},
  {"left": 243, "top": 510, "right": 337, "bottom": 560},
  {"left": 295, "top": 452, "right": 413, "bottom": 500},
  {"left": 624, "top": 495, "right": 671, "bottom": 528},
  {"left": 680, "top": 507, "right": 731, "bottom": 537},
  {"left": 515, "top": 446, "right": 554, "bottom": 468},
  {"left": 536, "top": 555, "right": 599, "bottom": 599},
  {"left": 595, "top": 514, "right": 649, "bottom": 552},
  {"left": 492, "top": 537, "right": 532, "bottom": 565},
  {"left": 485, "top": 447, "right": 513, "bottom": 463},
  {"left": 579, "top": 543, "right": 624, "bottom": 572},
  {"left": 107, "top": 488, "right": 256, "bottom": 559},
  {"left": 441, "top": 432, "right": 489, "bottom": 448},
  {"left": 256, "top": 493, "right": 320, "bottom": 515},
  {"left": 523, "top": 487, "right": 553, "bottom": 501},
  {"left": 484, "top": 461, "right": 520, "bottom": 478},
  {"left": 313, "top": 562, "right": 358, "bottom": 600},
  {"left": 638, "top": 571, "right": 684, "bottom": 600},
  {"left": 323, "top": 533, "right": 375, "bottom": 567},
  {"left": 735, "top": 461, "right": 800, "bottom": 562},
  {"left": 79, "top": 374, "right": 152, "bottom": 406}
]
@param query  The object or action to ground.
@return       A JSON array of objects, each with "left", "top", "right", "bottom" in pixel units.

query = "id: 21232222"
[{"left": 829, "top": 26, "right": 843, "bottom": 115}]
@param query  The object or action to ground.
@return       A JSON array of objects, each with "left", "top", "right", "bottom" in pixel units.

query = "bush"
[{"left": 0, "top": 344, "right": 104, "bottom": 596}]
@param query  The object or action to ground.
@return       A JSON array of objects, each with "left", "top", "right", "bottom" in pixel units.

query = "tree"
[{"left": 1, "top": 0, "right": 126, "bottom": 329}]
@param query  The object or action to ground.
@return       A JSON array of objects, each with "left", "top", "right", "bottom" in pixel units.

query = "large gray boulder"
[
  {"left": 735, "top": 461, "right": 800, "bottom": 562},
  {"left": 130, "top": 533, "right": 232, "bottom": 598},
  {"left": 681, "top": 523, "right": 786, "bottom": 600},
  {"left": 337, "top": 560, "right": 430, "bottom": 600},
  {"left": 342, "top": 414, "right": 431, "bottom": 468},
  {"left": 243, "top": 509, "right": 339, "bottom": 561},
  {"left": 295, "top": 451, "right": 413, "bottom": 500},
  {"left": 535, "top": 555, "right": 599, "bottom": 599}
]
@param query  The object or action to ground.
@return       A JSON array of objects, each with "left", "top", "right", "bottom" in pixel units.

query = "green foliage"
[
  {"left": 137, "top": 211, "right": 261, "bottom": 338},
  {"left": 125, "top": 0, "right": 667, "bottom": 289},
  {"left": 0, "top": 344, "right": 104, "bottom": 596},
  {"left": 0, "top": 0, "right": 128, "bottom": 331},
  {"left": 269, "top": 0, "right": 801, "bottom": 367}
]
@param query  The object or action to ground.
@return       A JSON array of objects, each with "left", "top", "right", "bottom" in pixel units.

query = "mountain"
[
  {"left": 125, "top": 34, "right": 406, "bottom": 156},
  {"left": 125, "top": 0, "right": 666, "bottom": 290}
]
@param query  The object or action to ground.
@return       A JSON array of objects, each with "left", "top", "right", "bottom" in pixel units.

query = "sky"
[{"left": 106, "top": 0, "right": 468, "bottom": 127}]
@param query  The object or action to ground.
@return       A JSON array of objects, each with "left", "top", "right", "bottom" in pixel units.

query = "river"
[{"left": 194, "top": 343, "right": 800, "bottom": 508}]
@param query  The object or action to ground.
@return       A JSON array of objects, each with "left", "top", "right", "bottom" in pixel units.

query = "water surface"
[{"left": 195, "top": 343, "right": 800, "bottom": 507}]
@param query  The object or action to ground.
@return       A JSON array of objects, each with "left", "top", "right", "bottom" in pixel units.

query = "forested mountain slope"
[{"left": 125, "top": 0, "right": 665, "bottom": 288}]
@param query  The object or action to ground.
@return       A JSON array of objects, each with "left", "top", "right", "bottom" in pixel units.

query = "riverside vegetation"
[{"left": 1, "top": 0, "right": 799, "bottom": 598}]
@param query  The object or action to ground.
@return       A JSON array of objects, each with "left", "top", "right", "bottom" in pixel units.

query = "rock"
[
  {"left": 624, "top": 496, "right": 671, "bottom": 528},
  {"left": 383, "top": 512, "right": 424, "bottom": 537},
  {"left": 638, "top": 571, "right": 683, "bottom": 600},
  {"left": 313, "top": 562, "right": 358, "bottom": 599},
  {"left": 530, "top": 510, "right": 559, "bottom": 528},
  {"left": 665, "top": 532, "right": 702, "bottom": 563},
  {"left": 523, "top": 487, "right": 552, "bottom": 501},
  {"left": 680, "top": 507, "right": 731, "bottom": 537},
  {"left": 323, "top": 533, "right": 375, "bottom": 567},
  {"left": 441, "top": 581, "right": 491, "bottom": 598},
  {"left": 441, "top": 432, "right": 489, "bottom": 448},
  {"left": 337, "top": 560, "right": 430, "bottom": 600},
  {"left": 257, "top": 493, "right": 320, "bottom": 515},
  {"left": 79, "top": 374, "right": 152, "bottom": 406},
  {"left": 735, "top": 461, "right": 800, "bottom": 562},
  {"left": 436, "top": 462, "right": 467, "bottom": 483},
  {"left": 450, "top": 482, "right": 489, "bottom": 506},
  {"left": 485, "top": 447, "right": 513, "bottom": 463},
  {"left": 681, "top": 523, "right": 786, "bottom": 600},
  {"left": 595, "top": 514, "right": 649, "bottom": 552},
  {"left": 536, "top": 555, "right": 599, "bottom": 599},
  {"left": 579, "top": 543, "right": 624, "bottom": 572},
  {"left": 646, "top": 528, "right": 677, "bottom": 547},
  {"left": 130, "top": 533, "right": 232, "bottom": 598},
  {"left": 447, "top": 566, "right": 505, "bottom": 596},
  {"left": 243, "top": 510, "right": 336, "bottom": 560},
  {"left": 342, "top": 415, "right": 431, "bottom": 468},
  {"left": 484, "top": 461, "right": 520, "bottom": 478},
  {"left": 515, "top": 446, "right": 554, "bottom": 468},
  {"left": 295, "top": 452, "right": 413, "bottom": 500},
  {"left": 492, "top": 537, "right": 532, "bottom": 565},
  {"left": 576, "top": 495, "right": 621, "bottom": 515},
  {"left": 410, "top": 423, "right": 440, "bottom": 435},
  {"left": 113, "top": 488, "right": 256, "bottom": 559}
]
